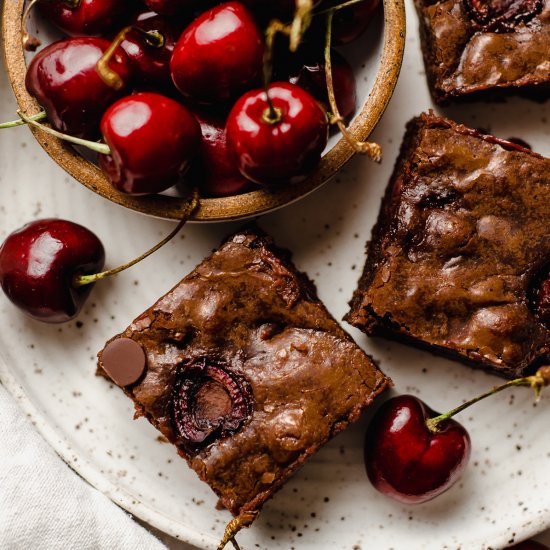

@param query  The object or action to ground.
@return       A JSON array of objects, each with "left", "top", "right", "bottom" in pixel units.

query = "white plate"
[{"left": 1, "top": 2, "right": 549, "bottom": 549}]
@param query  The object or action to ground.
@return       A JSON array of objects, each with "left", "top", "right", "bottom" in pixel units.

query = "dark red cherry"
[
  {"left": 534, "top": 276, "right": 550, "bottom": 327},
  {"left": 331, "top": 0, "right": 380, "bottom": 45},
  {"left": 365, "top": 395, "right": 471, "bottom": 504},
  {"left": 507, "top": 542, "right": 549, "bottom": 550},
  {"left": 171, "top": 358, "right": 251, "bottom": 449},
  {"left": 193, "top": 111, "right": 251, "bottom": 197},
  {"left": 25, "top": 37, "right": 131, "bottom": 139},
  {"left": 287, "top": 50, "right": 356, "bottom": 121},
  {"left": 143, "top": 0, "right": 194, "bottom": 16},
  {"left": 226, "top": 82, "right": 328, "bottom": 185},
  {"left": 170, "top": 2, "right": 264, "bottom": 105},
  {"left": 99, "top": 92, "right": 200, "bottom": 195},
  {"left": 0, "top": 219, "right": 105, "bottom": 323},
  {"left": 38, "top": 0, "right": 129, "bottom": 37},
  {"left": 119, "top": 11, "right": 183, "bottom": 88},
  {"left": 463, "top": 0, "right": 543, "bottom": 31}
]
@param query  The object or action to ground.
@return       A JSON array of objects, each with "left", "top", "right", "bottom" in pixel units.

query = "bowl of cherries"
[{"left": 2, "top": 0, "right": 405, "bottom": 221}]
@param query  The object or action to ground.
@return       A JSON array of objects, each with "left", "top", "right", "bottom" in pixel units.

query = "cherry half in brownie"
[
  {"left": 98, "top": 228, "right": 389, "bottom": 527},
  {"left": 415, "top": 0, "right": 550, "bottom": 103},
  {"left": 346, "top": 112, "right": 550, "bottom": 378}
]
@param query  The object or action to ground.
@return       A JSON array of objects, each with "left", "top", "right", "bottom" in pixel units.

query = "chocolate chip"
[{"left": 102, "top": 338, "right": 146, "bottom": 387}]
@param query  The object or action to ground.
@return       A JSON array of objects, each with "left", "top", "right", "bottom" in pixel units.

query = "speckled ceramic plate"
[{"left": 0, "top": 1, "right": 549, "bottom": 548}]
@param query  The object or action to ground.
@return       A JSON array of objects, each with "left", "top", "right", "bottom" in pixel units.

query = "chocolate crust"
[
  {"left": 346, "top": 112, "right": 550, "bottom": 378},
  {"left": 98, "top": 227, "right": 389, "bottom": 516},
  {"left": 414, "top": 0, "right": 550, "bottom": 104}
]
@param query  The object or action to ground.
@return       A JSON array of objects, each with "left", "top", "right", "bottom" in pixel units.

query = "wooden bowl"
[{"left": 2, "top": 0, "right": 405, "bottom": 221}]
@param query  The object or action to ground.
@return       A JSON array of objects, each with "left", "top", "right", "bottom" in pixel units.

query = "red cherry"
[
  {"left": 331, "top": 0, "right": 380, "bottom": 45},
  {"left": 143, "top": 0, "right": 194, "bottom": 16},
  {"left": 365, "top": 395, "right": 471, "bottom": 504},
  {"left": 99, "top": 92, "right": 200, "bottom": 195},
  {"left": 534, "top": 277, "right": 550, "bottom": 327},
  {"left": 0, "top": 219, "right": 105, "bottom": 323},
  {"left": 170, "top": 2, "right": 264, "bottom": 104},
  {"left": 119, "top": 10, "right": 183, "bottom": 88},
  {"left": 38, "top": 0, "right": 129, "bottom": 37},
  {"left": 507, "top": 542, "right": 549, "bottom": 550},
  {"left": 192, "top": 111, "right": 251, "bottom": 197},
  {"left": 25, "top": 37, "right": 131, "bottom": 139},
  {"left": 287, "top": 49, "right": 356, "bottom": 122},
  {"left": 226, "top": 82, "right": 328, "bottom": 185}
]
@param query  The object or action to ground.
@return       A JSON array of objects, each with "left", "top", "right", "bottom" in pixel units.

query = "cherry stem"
[
  {"left": 324, "top": 10, "right": 382, "bottom": 162},
  {"left": 315, "top": 0, "right": 368, "bottom": 16},
  {"left": 263, "top": 21, "right": 287, "bottom": 122},
  {"left": 73, "top": 189, "right": 200, "bottom": 287},
  {"left": 290, "top": 0, "right": 314, "bottom": 51},
  {"left": 0, "top": 111, "right": 47, "bottom": 129},
  {"left": 17, "top": 110, "right": 111, "bottom": 155},
  {"left": 217, "top": 511, "right": 259, "bottom": 550},
  {"left": 426, "top": 366, "right": 550, "bottom": 433},
  {"left": 22, "top": 0, "right": 81, "bottom": 51},
  {"left": 97, "top": 26, "right": 163, "bottom": 91}
]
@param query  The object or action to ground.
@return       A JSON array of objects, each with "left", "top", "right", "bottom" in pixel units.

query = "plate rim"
[{"left": 2, "top": 351, "right": 550, "bottom": 550}]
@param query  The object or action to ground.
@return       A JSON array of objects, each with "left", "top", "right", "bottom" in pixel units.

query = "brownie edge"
[
  {"left": 98, "top": 227, "right": 390, "bottom": 517},
  {"left": 346, "top": 112, "right": 550, "bottom": 378}
]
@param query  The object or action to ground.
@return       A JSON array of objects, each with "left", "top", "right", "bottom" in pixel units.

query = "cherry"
[
  {"left": 366, "top": 367, "right": 550, "bottom": 504},
  {"left": 37, "top": 0, "right": 129, "bottom": 37},
  {"left": 463, "top": 0, "right": 543, "bottom": 31},
  {"left": 143, "top": 0, "right": 194, "bottom": 16},
  {"left": 226, "top": 82, "right": 328, "bottom": 185},
  {"left": 25, "top": 37, "right": 131, "bottom": 139},
  {"left": 287, "top": 49, "right": 356, "bottom": 121},
  {"left": 119, "top": 10, "right": 183, "bottom": 88},
  {"left": 330, "top": 0, "right": 381, "bottom": 45},
  {"left": 170, "top": 2, "right": 264, "bottom": 105},
  {"left": 365, "top": 395, "right": 471, "bottom": 504},
  {"left": 0, "top": 219, "right": 105, "bottom": 323},
  {"left": 171, "top": 358, "right": 251, "bottom": 449},
  {"left": 192, "top": 110, "right": 251, "bottom": 197},
  {"left": 99, "top": 92, "right": 200, "bottom": 195},
  {"left": 534, "top": 276, "right": 550, "bottom": 327}
]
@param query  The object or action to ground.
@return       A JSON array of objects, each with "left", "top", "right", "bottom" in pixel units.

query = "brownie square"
[
  {"left": 415, "top": 0, "right": 550, "bottom": 103},
  {"left": 346, "top": 112, "right": 550, "bottom": 378},
  {"left": 98, "top": 228, "right": 389, "bottom": 517}
]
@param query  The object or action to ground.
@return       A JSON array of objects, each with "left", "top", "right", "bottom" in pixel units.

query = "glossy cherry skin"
[
  {"left": 99, "top": 92, "right": 200, "bottom": 195},
  {"left": 331, "top": 0, "right": 381, "bottom": 45},
  {"left": 38, "top": 0, "right": 129, "bottom": 37},
  {"left": 25, "top": 37, "right": 131, "bottom": 139},
  {"left": 170, "top": 2, "right": 263, "bottom": 105},
  {"left": 287, "top": 49, "right": 356, "bottom": 121},
  {"left": 0, "top": 219, "right": 105, "bottom": 323},
  {"left": 192, "top": 111, "right": 251, "bottom": 197},
  {"left": 143, "top": 0, "right": 195, "bottom": 16},
  {"left": 365, "top": 395, "right": 471, "bottom": 504},
  {"left": 226, "top": 82, "right": 328, "bottom": 185},
  {"left": 120, "top": 10, "right": 183, "bottom": 88}
]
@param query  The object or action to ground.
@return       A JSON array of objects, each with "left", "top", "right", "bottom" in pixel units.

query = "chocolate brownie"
[
  {"left": 98, "top": 228, "right": 389, "bottom": 518},
  {"left": 346, "top": 112, "right": 550, "bottom": 378},
  {"left": 415, "top": 0, "right": 550, "bottom": 103}
]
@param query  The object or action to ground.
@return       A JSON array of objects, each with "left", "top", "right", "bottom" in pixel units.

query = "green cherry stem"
[
  {"left": 73, "top": 189, "right": 200, "bottom": 287},
  {"left": 425, "top": 366, "right": 550, "bottom": 434},
  {"left": 17, "top": 110, "right": 111, "bottom": 155},
  {"left": 0, "top": 111, "right": 47, "bottom": 129},
  {"left": 324, "top": 10, "right": 381, "bottom": 161}
]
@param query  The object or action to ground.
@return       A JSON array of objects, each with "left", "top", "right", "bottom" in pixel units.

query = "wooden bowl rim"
[{"left": 2, "top": 0, "right": 406, "bottom": 222}]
